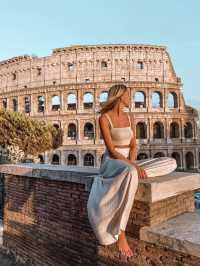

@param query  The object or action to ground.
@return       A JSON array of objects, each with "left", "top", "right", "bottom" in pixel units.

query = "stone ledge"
[
  {"left": 140, "top": 211, "right": 200, "bottom": 258},
  {"left": 0, "top": 163, "right": 99, "bottom": 191},
  {"left": 135, "top": 171, "right": 200, "bottom": 203},
  {"left": 0, "top": 163, "right": 200, "bottom": 197}
]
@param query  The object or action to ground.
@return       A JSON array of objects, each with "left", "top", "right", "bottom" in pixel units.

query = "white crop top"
[{"left": 105, "top": 113, "right": 134, "bottom": 146}]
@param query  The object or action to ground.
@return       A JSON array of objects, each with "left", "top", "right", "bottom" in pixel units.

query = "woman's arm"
[{"left": 128, "top": 114, "right": 137, "bottom": 162}]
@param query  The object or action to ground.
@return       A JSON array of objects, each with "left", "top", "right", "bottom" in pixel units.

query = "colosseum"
[{"left": 0, "top": 43, "right": 199, "bottom": 170}]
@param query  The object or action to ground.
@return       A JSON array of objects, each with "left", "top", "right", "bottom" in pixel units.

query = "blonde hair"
[{"left": 98, "top": 84, "right": 128, "bottom": 114}]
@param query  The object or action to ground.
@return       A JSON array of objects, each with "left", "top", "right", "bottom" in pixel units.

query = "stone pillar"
[{"left": 181, "top": 118, "right": 185, "bottom": 141}]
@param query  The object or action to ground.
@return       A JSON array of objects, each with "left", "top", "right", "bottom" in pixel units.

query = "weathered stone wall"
[
  {"left": 0, "top": 44, "right": 199, "bottom": 170},
  {"left": 0, "top": 45, "right": 176, "bottom": 90}
]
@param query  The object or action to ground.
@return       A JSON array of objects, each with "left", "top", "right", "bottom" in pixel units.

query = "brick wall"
[{"left": 0, "top": 164, "right": 200, "bottom": 266}]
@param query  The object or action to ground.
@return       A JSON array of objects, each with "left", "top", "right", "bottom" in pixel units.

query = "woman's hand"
[{"left": 131, "top": 162, "right": 148, "bottom": 179}]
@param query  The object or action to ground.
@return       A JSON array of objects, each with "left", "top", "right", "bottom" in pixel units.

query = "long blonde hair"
[{"left": 98, "top": 84, "right": 128, "bottom": 114}]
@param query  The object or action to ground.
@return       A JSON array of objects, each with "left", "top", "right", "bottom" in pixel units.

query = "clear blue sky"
[{"left": 0, "top": 0, "right": 200, "bottom": 110}]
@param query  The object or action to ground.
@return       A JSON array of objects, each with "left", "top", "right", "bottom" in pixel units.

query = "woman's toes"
[{"left": 128, "top": 249, "right": 133, "bottom": 257}]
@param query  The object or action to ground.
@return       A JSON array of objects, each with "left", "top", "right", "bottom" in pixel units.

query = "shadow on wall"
[{"left": 2, "top": 175, "right": 102, "bottom": 266}]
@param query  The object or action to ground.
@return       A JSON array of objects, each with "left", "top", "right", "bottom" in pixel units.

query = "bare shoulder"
[{"left": 99, "top": 112, "right": 108, "bottom": 122}]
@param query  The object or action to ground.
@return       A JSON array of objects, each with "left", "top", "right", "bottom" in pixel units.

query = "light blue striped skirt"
[
  {"left": 100, "top": 147, "right": 177, "bottom": 178},
  {"left": 87, "top": 147, "right": 177, "bottom": 246}
]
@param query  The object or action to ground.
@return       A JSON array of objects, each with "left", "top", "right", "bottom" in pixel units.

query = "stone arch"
[
  {"left": 101, "top": 61, "right": 108, "bottom": 68},
  {"left": 136, "top": 122, "right": 147, "bottom": 139},
  {"left": 52, "top": 95, "right": 60, "bottom": 111},
  {"left": 134, "top": 91, "right": 146, "bottom": 108},
  {"left": 170, "top": 122, "right": 180, "bottom": 138},
  {"left": 67, "top": 154, "right": 77, "bottom": 165},
  {"left": 84, "top": 153, "right": 94, "bottom": 166},
  {"left": 67, "top": 93, "right": 77, "bottom": 110},
  {"left": 168, "top": 91, "right": 178, "bottom": 108},
  {"left": 12, "top": 98, "right": 18, "bottom": 112},
  {"left": 185, "top": 152, "right": 194, "bottom": 169},
  {"left": 38, "top": 154, "right": 44, "bottom": 163},
  {"left": 99, "top": 91, "right": 108, "bottom": 106},
  {"left": 171, "top": 152, "right": 181, "bottom": 168},
  {"left": 137, "top": 153, "right": 148, "bottom": 160},
  {"left": 154, "top": 152, "right": 165, "bottom": 158},
  {"left": 24, "top": 95, "right": 31, "bottom": 113},
  {"left": 53, "top": 123, "right": 60, "bottom": 129},
  {"left": 2, "top": 98, "right": 7, "bottom": 109},
  {"left": 83, "top": 92, "right": 94, "bottom": 109},
  {"left": 51, "top": 154, "right": 60, "bottom": 165},
  {"left": 38, "top": 95, "right": 45, "bottom": 112},
  {"left": 184, "top": 122, "right": 193, "bottom": 138},
  {"left": 153, "top": 121, "right": 164, "bottom": 138},
  {"left": 152, "top": 91, "right": 163, "bottom": 108},
  {"left": 68, "top": 123, "right": 77, "bottom": 139},
  {"left": 84, "top": 122, "right": 94, "bottom": 139}
]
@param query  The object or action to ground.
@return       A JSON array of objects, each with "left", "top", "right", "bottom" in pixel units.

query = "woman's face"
[{"left": 120, "top": 89, "right": 131, "bottom": 108}]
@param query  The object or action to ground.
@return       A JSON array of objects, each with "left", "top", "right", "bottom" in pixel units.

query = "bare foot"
[{"left": 116, "top": 230, "right": 133, "bottom": 258}]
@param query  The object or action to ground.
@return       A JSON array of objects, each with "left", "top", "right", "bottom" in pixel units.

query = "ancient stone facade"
[{"left": 0, "top": 44, "right": 199, "bottom": 169}]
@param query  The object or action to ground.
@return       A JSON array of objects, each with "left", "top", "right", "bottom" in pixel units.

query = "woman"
[{"left": 87, "top": 84, "right": 177, "bottom": 259}]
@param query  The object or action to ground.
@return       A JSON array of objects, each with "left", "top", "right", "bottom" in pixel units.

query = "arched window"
[
  {"left": 84, "top": 153, "right": 94, "bottom": 166},
  {"left": 52, "top": 95, "right": 60, "bottom": 111},
  {"left": 153, "top": 122, "right": 164, "bottom": 138},
  {"left": 2, "top": 98, "right": 7, "bottom": 109},
  {"left": 170, "top": 122, "right": 179, "bottom": 138},
  {"left": 99, "top": 91, "right": 108, "bottom": 106},
  {"left": 134, "top": 91, "right": 146, "bottom": 108},
  {"left": 24, "top": 96, "right": 31, "bottom": 113},
  {"left": 84, "top": 122, "right": 94, "bottom": 139},
  {"left": 101, "top": 61, "right": 107, "bottom": 68},
  {"left": 68, "top": 123, "right": 77, "bottom": 139},
  {"left": 168, "top": 92, "right": 178, "bottom": 108},
  {"left": 12, "top": 98, "right": 18, "bottom": 112},
  {"left": 38, "top": 155, "right": 44, "bottom": 164},
  {"left": 83, "top": 92, "right": 93, "bottom": 109},
  {"left": 154, "top": 152, "right": 165, "bottom": 158},
  {"left": 152, "top": 91, "right": 163, "bottom": 108},
  {"left": 171, "top": 152, "right": 181, "bottom": 168},
  {"left": 184, "top": 122, "right": 193, "bottom": 138},
  {"left": 67, "top": 154, "right": 77, "bottom": 165},
  {"left": 53, "top": 124, "right": 59, "bottom": 129},
  {"left": 38, "top": 96, "right": 45, "bottom": 112},
  {"left": 51, "top": 154, "right": 60, "bottom": 165},
  {"left": 185, "top": 152, "right": 194, "bottom": 169},
  {"left": 137, "top": 61, "right": 144, "bottom": 70},
  {"left": 67, "top": 93, "right": 77, "bottom": 110},
  {"left": 136, "top": 122, "right": 147, "bottom": 139}
]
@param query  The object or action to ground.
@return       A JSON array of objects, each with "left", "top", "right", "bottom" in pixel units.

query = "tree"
[{"left": 0, "top": 109, "right": 63, "bottom": 163}]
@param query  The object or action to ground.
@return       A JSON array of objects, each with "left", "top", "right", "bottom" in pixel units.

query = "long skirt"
[{"left": 87, "top": 147, "right": 177, "bottom": 246}]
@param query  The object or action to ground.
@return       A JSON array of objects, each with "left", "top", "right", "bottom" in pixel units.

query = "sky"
[{"left": 0, "top": 0, "right": 200, "bottom": 110}]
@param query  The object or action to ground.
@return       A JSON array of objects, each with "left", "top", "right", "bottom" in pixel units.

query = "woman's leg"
[
  {"left": 136, "top": 156, "right": 177, "bottom": 177},
  {"left": 117, "top": 229, "right": 133, "bottom": 257},
  {"left": 116, "top": 164, "right": 139, "bottom": 258}
]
